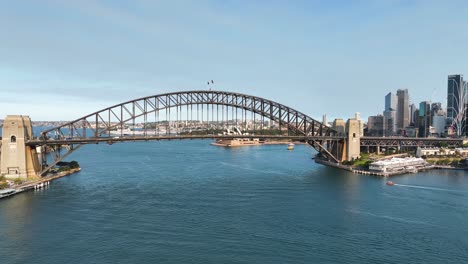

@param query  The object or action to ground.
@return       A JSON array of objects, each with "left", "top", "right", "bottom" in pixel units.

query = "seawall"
[{"left": 1, "top": 168, "right": 81, "bottom": 200}]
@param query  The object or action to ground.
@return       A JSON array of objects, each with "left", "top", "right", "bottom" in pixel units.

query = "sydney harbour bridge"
[{"left": 0, "top": 90, "right": 464, "bottom": 178}]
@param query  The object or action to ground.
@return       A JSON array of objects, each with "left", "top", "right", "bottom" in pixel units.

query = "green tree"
[
  {"left": 69, "top": 161, "right": 80, "bottom": 169},
  {"left": 13, "top": 178, "right": 23, "bottom": 185},
  {"left": 0, "top": 182, "right": 9, "bottom": 189}
]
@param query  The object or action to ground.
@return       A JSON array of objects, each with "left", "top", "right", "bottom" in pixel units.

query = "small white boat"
[{"left": 287, "top": 143, "right": 295, "bottom": 150}]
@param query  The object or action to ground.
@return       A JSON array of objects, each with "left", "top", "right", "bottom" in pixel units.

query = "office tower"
[
  {"left": 383, "top": 92, "right": 397, "bottom": 135},
  {"left": 409, "top": 104, "right": 417, "bottom": 125},
  {"left": 447, "top": 74, "right": 466, "bottom": 136},
  {"left": 418, "top": 101, "right": 431, "bottom": 137},
  {"left": 367, "top": 115, "right": 384, "bottom": 136},
  {"left": 432, "top": 114, "right": 446, "bottom": 136},
  {"left": 385, "top": 92, "right": 397, "bottom": 111},
  {"left": 431, "top": 102, "right": 442, "bottom": 116},
  {"left": 396, "top": 89, "right": 409, "bottom": 131}
]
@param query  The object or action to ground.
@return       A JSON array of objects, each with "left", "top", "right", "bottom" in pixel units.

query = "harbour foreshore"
[
  {"left": 0, "top": 168, "right": 81, "bottom": 199},
  {"left": 315, "top": 158, "right": 441, "bottom": 177}
]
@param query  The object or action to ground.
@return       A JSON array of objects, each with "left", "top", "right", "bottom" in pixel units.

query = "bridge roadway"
[
  {"left": 25, "top": 135, "right": 464, "bottom": 147},
  {"left": 25, "top": 135, "right": 344, "bottom": 146}
]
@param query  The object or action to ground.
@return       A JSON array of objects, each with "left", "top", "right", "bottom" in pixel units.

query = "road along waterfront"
[{"left": 0, "top": 140, "right": 467, "bottom": 264}]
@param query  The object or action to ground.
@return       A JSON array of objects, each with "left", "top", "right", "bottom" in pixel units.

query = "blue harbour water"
[{"left": 1, "top": 140, "right": 468, "bottom": 263}]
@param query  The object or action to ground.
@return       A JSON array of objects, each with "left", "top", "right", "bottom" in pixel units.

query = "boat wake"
[
  {"left": 393, "top": 184, "right": 468, "bottom": 193},
  {"left": 346, "top": 209, "right": 433, "bottom": 226}
]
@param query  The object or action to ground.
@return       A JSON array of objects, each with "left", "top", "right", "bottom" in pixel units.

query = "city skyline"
[{"left": 1, "top": 1, "right": 468, "bottom": 121}]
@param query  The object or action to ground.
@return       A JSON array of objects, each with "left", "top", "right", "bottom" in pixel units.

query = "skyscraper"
[
  {"left": 385, "top": 92, "right": 397, "bottom": 111},
  {"left": 383, "top": 92, "right": 397, "bottom": 135},
  {"left": 447, "top": 74, "right": 466, "bottom": 136},
  {"left": 409, "top": 104, "right": 417, "bottom": 125},
  {"left": 431, "top": 102, "right": 442, "bottom": 117},
  {"left": 396, "top": 89, "right": 409, "bottom": 132},
  {"left": 367, "top": 115, "right": 384, "bottom": 136},
  {"left": 418, "top": 101, "right": 431, "bottom": 137}
]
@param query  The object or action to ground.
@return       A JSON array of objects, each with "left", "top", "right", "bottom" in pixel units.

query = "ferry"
[
  {"left": 212, "top": 127, "right": 264, "bottom": 147},
  {"left": 212, "top": 138, "right": 264, "bottom": 147},
  {"left": 0, "top": 188, "right": 17, "bottom": 199},
  {"left": 287, "top": 143, "right": 295, "bottom": 150}
]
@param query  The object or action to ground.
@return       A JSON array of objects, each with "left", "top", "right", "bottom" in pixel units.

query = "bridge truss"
[
  {"left": 29, "top": 90, "right": 341, "bottom": 175},
  {"left": 360, "top": 137, "right": 463, "bottom": 148}
]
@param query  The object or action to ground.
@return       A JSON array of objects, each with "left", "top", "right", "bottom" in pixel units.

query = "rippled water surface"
[{"left": 1, "top": 140, "right": 467, "bottom": 263}]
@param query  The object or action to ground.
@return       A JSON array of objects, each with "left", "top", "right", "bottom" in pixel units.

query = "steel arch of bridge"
[{"left": 35, "top": 90, "right": 341, "bottom": 175}]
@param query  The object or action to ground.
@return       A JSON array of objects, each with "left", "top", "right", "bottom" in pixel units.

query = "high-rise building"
[
  {"left": 413, "top": 109, "right": 420, "bottom": 128},
  {"left": 432, "top": 115, "right": 446, "bottom": 136},
  {"left": 396, "top": 89, "right": 410, "bottom": 132},
  {"left": 418, "top": 101, "right": 431, "bottom": 137},
  {"left": 409, "top": 104, "right": 417, "bottom": 125},
  {"left": 367, "top": 115, "right": 384, "bottom": 136},
  {"left": 447, "top": 74, "right": 466, "bottom": 136},
  {"left": 385, "top": 92, "right": 397, "bottom": 111},
  {"left": 383, "top": 92, "right": 397, "bottom": 135},
  {"left": 431, "top": 102, "right": 442, "bottom": 117}
]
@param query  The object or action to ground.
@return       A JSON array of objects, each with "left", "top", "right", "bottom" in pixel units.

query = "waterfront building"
[
  {"left": 455, "top": 148, "right": 468, "bottom": 156},
  {"left": 420, "top": 148, "right": 456, "bottom": 156},
  {"left": 369, "top": 157, "right": 427, "bottom": 173},
  {"left": 418, "top": 101, "right": 431, "bottom": 137},
  {"left": 419, "top": 148, "right": 441, "bottom": 156},
  {"left": 447, "top": 74, "right": 466, "bottom": 136},
  {"left": 396, "top": 89, "right": 410, "bottom": 133}
]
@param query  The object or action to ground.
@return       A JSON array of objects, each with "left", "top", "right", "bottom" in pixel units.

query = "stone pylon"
[{"left": 1, "top": 115, "right": 41, "bottom": 179}]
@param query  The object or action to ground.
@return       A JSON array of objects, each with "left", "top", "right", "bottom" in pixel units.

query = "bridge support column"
[
  {"left": 0, "top": 115, "right": 41, "bottom": 180},
  {"left": 344, "top": 118, "right": 361, "bottom": 161}
]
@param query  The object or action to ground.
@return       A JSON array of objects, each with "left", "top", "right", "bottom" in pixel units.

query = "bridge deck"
[
  {"left": 26, "top": 135, "right": 345, "bottom": 145},
  {"left": 26, "top": 135, "right": 464, "bottom": 146}
]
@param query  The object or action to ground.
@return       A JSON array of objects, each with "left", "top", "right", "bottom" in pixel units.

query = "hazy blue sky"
[{"left": 1, "top": 0, "right": 468, "bottom": 121}]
